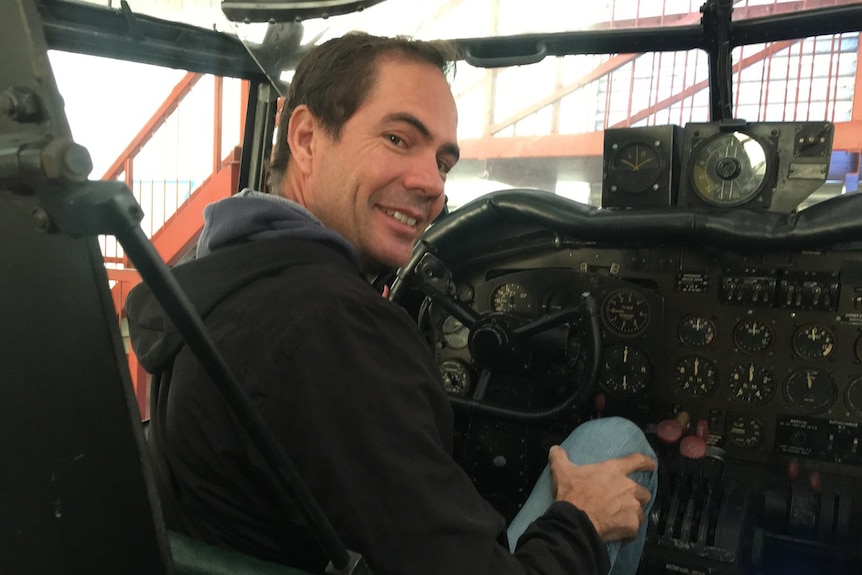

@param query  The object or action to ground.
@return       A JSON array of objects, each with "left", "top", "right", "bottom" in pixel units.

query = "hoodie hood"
[
  {"left": 196, "top": 190, "right": 361, "bottom": 269},
  {"left": 126, "top": 191, "right": 364, "bottom": 372}
]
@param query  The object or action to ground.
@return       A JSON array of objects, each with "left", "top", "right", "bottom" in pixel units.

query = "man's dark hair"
[{"left": 267, "top": 32, "right": 460, "bottom": 193}]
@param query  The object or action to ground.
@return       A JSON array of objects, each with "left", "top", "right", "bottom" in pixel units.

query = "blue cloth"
[{"left": 506, "top": 417, "right": 658, "bottom": 575}]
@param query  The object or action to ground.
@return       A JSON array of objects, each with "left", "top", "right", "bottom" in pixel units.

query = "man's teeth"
[{"left": 384, "top": 209, "right": 417, "bottom": 226}]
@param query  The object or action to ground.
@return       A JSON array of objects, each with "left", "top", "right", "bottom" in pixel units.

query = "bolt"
[
  {"left": 31, "top": 207, "right": 52, "bottom": 232},
  {"left": 0, "top": 87, "right": 42, "bottom": 123},
  {"left": 61, "top": 143, "right": 93, "bottom": 181},
  {"left": 41, "top": 138, "right": 92, "bottom": 182}
]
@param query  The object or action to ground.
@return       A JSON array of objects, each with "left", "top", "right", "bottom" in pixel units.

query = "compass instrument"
[{"left": 689, "top": 130, "right": 769, "bottom": 207}]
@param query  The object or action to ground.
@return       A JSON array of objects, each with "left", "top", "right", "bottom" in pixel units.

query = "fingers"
[
  {"left": 634, "top": 484, "right": 652, "bottom": 506},
  {"left": 616, "top": 452, "right": 657, "bottom": 474},
  {"left": 547, "top": 444, "right": 572, "bottom": 466}
]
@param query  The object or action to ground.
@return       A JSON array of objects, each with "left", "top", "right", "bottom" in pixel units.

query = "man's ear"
[{"left": 286, "top": 105, "right": 317, "bottom": 175}]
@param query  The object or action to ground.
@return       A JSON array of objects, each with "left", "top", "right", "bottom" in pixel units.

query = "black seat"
[{"left": 0, "top": 192, "right": 320, "bottom": 575}]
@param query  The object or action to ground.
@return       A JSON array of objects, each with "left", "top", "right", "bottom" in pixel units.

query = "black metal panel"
[
  {"left": 37, "top": 0, "right": 267, "bottom": 81},
  {"left": 0, "top": 192, "right": 171, "bottom": 575}
]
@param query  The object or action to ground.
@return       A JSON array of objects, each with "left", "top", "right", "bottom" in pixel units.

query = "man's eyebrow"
[{"left": 385, "top": 112, "right": 461, "bottom": 162}]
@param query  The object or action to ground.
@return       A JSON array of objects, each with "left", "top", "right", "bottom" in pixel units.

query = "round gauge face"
[
  {"left": 728, "top": 363, "right": 776, "bottom": 404},
  {"left": 690, "top": 131, "right": 769, "bottom": 207},
  {"left": 678, "top": 315, "right": 716, "bottom": 347},
  {"left": 438, "top": 360, "right": 472, "bottom": 396},
  {"left": 600, "top": 343, "right": 651, "bottom": 395},
  {"left": 845, "top": 377, "right": 862, "bottom": 418},
  {"left": 491, "top": 282, "right": 531, "bottom": 314},
  {"left": 792, "top": 324, "right": 835, "bottom": 360},
  {"left": 784, "top": 368, "right": 837, "bottom": 413},
  {"left": 726, "top": 415, "right": 765, "bottom": 449},
  {"left": 602, "top": 289, "right": 650, "bottom": 336},
  {"left": 441, "top": 315, "right": 469, "bottom": 349},
  {"left": 674, "top": 355, "right": 719, "bottom": 397},
  {"left": 608, "top": 141, "right": 663, "bottom": 194},
  {"left": 733, "top": 319, "right": 774, "bottom": 354}
]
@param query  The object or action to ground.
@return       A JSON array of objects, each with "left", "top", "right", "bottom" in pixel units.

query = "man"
[{"left": 126, "top": 33, "right": 657, "bottom": 575}]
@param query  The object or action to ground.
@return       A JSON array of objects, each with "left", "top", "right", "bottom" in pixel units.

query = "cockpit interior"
[{"left": 4, "top": 0, "right": 862, "bottom": 574}]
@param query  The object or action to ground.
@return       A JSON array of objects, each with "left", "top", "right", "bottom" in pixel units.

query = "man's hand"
[{"left": 549, "top": 445, "right": 656, "bottom": 542}]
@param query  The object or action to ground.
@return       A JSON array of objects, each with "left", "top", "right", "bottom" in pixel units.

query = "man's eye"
[
  {"left": 437, "top": 160, "right": 452, "bottom": 174},
  {"left": 387, "top": 134, "right": 405, "bottom": 146}
]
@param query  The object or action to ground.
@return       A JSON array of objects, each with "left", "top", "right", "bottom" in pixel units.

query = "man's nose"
[{"left": 404, "top": 153, "right": 445, "bottom": 200}]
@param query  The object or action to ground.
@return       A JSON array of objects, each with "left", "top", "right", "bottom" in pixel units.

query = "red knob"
[
  {"left": 680, "top": 435, "right": 707, "bottom": 459},
  {"left": 657, "top": 419, "right": 683, "bottom": 444}
]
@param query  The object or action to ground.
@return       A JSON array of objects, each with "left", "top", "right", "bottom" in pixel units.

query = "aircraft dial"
[
  {"left": 734, "top": 319, "right": 774, "bottom": 354},
  {"left": 600, "top": 343, "right": 651, "bottom": 395},
  {"left": 602, "top": 289, "right": 650, "bottom": 336},
  {"left": 678, "top": 315, "right": 716, "bottom": 347},
  {"left": 690, "top": 130, "right": 769, "bottom": 207},
  {"left": 674, "top": 355, "right": 719, "bottom": 397},
  {"left": 792, "top": 324, "right": 835, "bottom": 360},
  {"left": 784, "top": 368, "right": 837, "bottom": 413},
  {"left": 491, "top": 282, "right": 532, "bottom": 314},
  {"left": 728, "top": 362, "right": 776, "bottom": 404},
  {"left": 608, "top": 141, "right": 663, "bottom": 194},
  {"left": 845, "top": 376, "right": 862, "bottom": 418},
  {"left": 439, "top": 360, "right": 471, "bottom": 396},
  {"left": 726, "top": 415, "right": 765, "bottom": 449}
]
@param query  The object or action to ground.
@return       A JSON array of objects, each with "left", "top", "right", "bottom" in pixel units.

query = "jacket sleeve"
[{"left": 258, "top": 279, "right": 610, "bottom": 575}]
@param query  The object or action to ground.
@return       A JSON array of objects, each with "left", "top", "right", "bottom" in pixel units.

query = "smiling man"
[{"left": 126, "top": 33, "right": 656, "bottom": 575}]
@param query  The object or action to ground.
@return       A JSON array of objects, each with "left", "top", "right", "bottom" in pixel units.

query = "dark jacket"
[{"left": 125, "top": 193, "right": 609, "bottom": 575}]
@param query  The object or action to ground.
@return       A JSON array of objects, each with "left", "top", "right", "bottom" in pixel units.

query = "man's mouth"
[{"left": 382, "top": 208, "right": 418, "bottom": 227}]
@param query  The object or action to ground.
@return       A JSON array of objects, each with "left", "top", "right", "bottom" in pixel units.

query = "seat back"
[{"left": 0, "top": 193, "right": 173, "bottom": 574}]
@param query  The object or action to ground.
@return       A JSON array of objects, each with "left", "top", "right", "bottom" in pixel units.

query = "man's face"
[{"left": 304, "top": 57, "right": 459, "bottom": 270}]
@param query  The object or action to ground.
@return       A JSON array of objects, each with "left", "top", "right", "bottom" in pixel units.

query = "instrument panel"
[{"left": 430, "top": 242, "right": 862, "bottom": 475}]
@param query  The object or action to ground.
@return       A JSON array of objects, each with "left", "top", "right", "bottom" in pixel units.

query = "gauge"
[
  {"left": 726, "top": 415, "right": 765, "bottom": 449},
  {"left": 438, "top": 360, "right": 472, "bottom": 396},
  {"left": 491, "top": 282, "right": 531, "bottom": 314},
  {"left": 733, "top": 319, "right": 773, "bottom": 354},
  {"left": 845, "top": 376, "right": 862, "bottom": 418},
  {"left": 441, "top": 315, "right": 469, "bottom": 349},
  {"left": 784, "top": 368, "right": 837, "bottom": 413},
  {"left": 608, "top": 141, "right": 663, "bottom": 194},
  {"left": 674, "top": 355, "right": 718, "bottom": 397},
  {"left": 728, "top": 363, "right": 776, "bottom": 404},
  {"left": 690, "top": 131, "right": 769, "bottom": 207},
  {"left": 600, "top": 343, "right": 651, "bottom": 395},
  {"left": 602, "top": 289, "right": 650, "bottom": 336},
  {"left": 678, "top": 315, "right": 716, "bottom": 347},
  {"left": 792, "top": 324, "right": 835, "bottom": 360}
]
